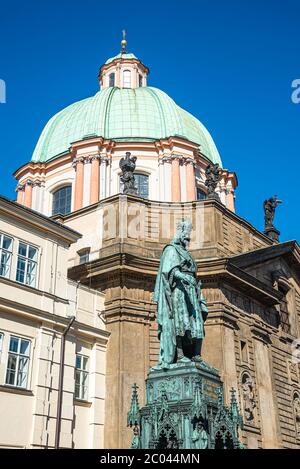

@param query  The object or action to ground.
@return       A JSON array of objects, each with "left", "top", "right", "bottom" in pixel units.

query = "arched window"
[
  {"left": 109, "top": 73, "right": 115, "bottom": 87},
  {"left": 123, "top": 70, "right": 131, "bottom": 88},
  {"left": 139, "top": 74, "right": 143, "bottom": 87},
  {"left": 52, "top": 186, "right": 72, "bottom": 215}
]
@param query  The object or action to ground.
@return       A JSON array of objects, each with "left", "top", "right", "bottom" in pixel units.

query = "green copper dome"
[
  {"left": 31, "top": 87, "right": 222, "bottom": 166},
  {"left": 105, "top": 53, "right": 138, "bottom": 64}
]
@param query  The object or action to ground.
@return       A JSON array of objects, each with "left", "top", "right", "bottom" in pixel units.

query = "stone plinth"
[{"left": 128, "top": 359, "right": 244, "bottom": 449}]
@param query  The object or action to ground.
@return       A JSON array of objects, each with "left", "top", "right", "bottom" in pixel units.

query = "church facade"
[{"left": 1, "top": 38, "right": 300, "bottom": 449}]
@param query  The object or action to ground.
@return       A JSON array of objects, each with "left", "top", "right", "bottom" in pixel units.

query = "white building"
[{"left": 0, "top": 196, "right": 108, "bottom": 448}]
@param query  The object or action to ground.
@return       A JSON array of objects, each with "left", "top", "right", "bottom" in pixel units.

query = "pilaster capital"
[
  {"left": 25, "top": 179, "right": 33, "bottom": 186},
  {"left": 161, "top": 155, "right": 172, "bottom": 164},
  {"left": 90, "top": 154, "right": 101, "bottom": 163},
  {"left": 171, "top": 153, "right": 183, "bottom": 162},
  {"left": 72, "top": 156, "right": 85, "bottom": 168},
  {"left": 225, "top": 188, "right": 234, "bottom": 195},
  {"left": 16, "top": 184, "right": 25, "bottom": 192},
  {"left": 100, "top": 154, "right": 110, "bottom": 165},
  {"left": 184, "top": 157, "right": 196, "bottom": 167}
]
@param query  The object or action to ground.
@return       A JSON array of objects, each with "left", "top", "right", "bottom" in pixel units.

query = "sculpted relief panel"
[{"left": 241, "top": 372, "right": 257, "bottom": 425}]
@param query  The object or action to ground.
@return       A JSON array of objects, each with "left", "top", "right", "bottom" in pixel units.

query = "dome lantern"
[{"left": 98, "top": 32, "right": 149, "bottom": 90}]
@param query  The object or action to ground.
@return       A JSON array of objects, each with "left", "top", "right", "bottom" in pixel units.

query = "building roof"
[
  {"left": 0, "top": 195, "right": 81, "bottom": 244},
  {"left": 105, "top": 53, "right": 138, "bottom": 64},
  {"left": 31, "top": 86, "right": 222, "bottom": 166}
]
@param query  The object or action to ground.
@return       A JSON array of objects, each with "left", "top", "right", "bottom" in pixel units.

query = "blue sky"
[{"left": 0, "top": 0, "right": 299, "bottom": 241}]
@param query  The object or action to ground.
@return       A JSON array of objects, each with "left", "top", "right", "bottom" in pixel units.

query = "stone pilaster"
[
  {"left": 24, "top": 179, "right": 33, "bottom": 208},
  {"left": 171, "top": 155, "right": 181, "bottom": 202},
  {"left": 73, "top": 157, "right": 84, "bottom": 211},
  {"left": 251, "top": 325, "right": 281, "bottom": 448}
]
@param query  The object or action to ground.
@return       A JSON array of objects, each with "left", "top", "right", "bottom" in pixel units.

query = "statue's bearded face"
[{"left": 180, "top": 229, "right": 191, "bottom": 248}]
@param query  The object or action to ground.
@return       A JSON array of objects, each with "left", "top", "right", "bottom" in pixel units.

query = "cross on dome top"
[{"left": 98, "top": 33, "right": 149, "bottom": 90}]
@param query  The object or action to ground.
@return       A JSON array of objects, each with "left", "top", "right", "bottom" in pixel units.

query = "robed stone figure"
[{"left": 154, "top": 220, "right": 208, "bottom": 368}]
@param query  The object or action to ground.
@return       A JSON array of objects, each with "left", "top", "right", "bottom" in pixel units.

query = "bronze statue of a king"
[{"left": 154, "top": 219, "right": 208, "bottom": 369}]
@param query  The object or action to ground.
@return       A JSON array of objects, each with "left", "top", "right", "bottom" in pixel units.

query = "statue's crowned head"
[{"left": 174, "top": 219, "right": 193, "bottom": 248}]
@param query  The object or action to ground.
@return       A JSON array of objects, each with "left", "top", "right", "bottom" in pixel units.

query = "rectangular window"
[
  {"left": 0, "top": 234, "right": 13, "bottom": 279},
  {"left": 75, "top": 354, "right": 89, "bottom": 400},
  {"left": 280, "top": 296, "right": 290, "bottom": 333},
  {"left": 240, "top": 341, "right": 249, "bottom": 363},
  {"left": 5, "top": 336, "right": 30, "bottom": 389},
  {"left": 123, "top": 70, "right": 131, "bottom": 88},
  {"left": 16, "top": 242, "right": 38, "bottom": 287},
  {"left": 79, "top": 249, "right": 90, "bottom": 265}
]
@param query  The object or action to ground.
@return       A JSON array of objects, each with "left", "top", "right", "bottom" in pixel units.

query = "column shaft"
[
  {"left": 24, "top": 182, "right": 33, "bottom": 208},
  {"left": 186, "top": 161, "right": 196, "bottom": 201},
  {"left": 17, "top": 188, "right": 24, "bottom": 205},
  {"left": 90, "top": 157, "right": 100, "bottom": 204},
  {"left": 226, "top": 191, "right": 235, "bottom": 212},
  {"left": 171, "top": 157, "right": 181, "bottom": 202},
  {"left": 74, "top": 159, "right": 84, "bottom": 211}
]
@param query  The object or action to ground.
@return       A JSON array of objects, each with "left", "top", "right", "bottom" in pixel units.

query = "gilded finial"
[{"left": 121, "top": 29, "right": 127, "bottom": 54}]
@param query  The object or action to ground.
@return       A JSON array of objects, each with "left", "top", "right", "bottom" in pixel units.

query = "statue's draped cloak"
[{"left": 154, "top": 241, "right": 208, "bottom": 367}]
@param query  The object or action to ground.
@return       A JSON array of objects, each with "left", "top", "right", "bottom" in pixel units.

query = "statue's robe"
[{"left": 154, "top": 240, "right": 208, "bottom": 367}]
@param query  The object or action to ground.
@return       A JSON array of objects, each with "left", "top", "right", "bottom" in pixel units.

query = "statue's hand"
[{"left": 182, "top": 274, "right": 197, "bottom": 286}]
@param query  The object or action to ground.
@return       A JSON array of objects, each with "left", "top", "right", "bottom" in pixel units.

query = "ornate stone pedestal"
[
  {"left": 264, "top": 226, "right": 280, "bottom": 242},
  {"left": 128, "top": 359, "right": 244, "bottom": 449}
]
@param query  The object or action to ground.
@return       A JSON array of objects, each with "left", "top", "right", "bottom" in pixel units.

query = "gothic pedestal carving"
[{"left": 128, "top": 360, "right": 244, "bottom": 449}]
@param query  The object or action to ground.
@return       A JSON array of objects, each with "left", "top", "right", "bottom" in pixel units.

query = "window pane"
[
  {"left": 28, "top": 247, "right": 37, "bottom": 261},
  {"left": 197, "top": 188, "right": 207, "bottom": 200},
  {"left": 135, "top": 174, "right": 149, "bottom": 199},
  {"left": 82, "top": 372, "right": 88, "bottom": 387},
  {"left": 18, "top": 243, "right": 27, "bottom": 257},
  {"left": 17, "top": 371, "right": 28, "bottom": 388},
  {"left": 82, "top": 356, "right": 88, "bottom": 370},
  {"left": 20, "top": 339, "right": 30, "bottom": 356},
  {"left": 52, "top": 186, "right": 72, "bottom": 215},
  {"left": 76, "top": 355, "right": 81, "bottom": 369},
  {"left": 0, "top": 251, "right": 11, "bottom": 277},
  {"left": 109, "top": 73, "right": 115, "bottom": 87},
  {"left": 7, "top": 354, "right": 17, "bottom": 371},
  {"left": 6, "top": 369, "right": 15, "bottom": 386},
  {"left": 9, "top": 337, "right": 19, "bottom": 353},
  {"left": 123, "top": 70, "right": 131, "bottom": 88},
  {"left": 75, "top": 370, "right": 81, "bottom": 398},
  {"left": 6, "top": 354, "right": 17, "bottom": 385},
  {"left": 18, "top": 356, "right": 29, "bottom": 373},
  {"left": 79, "top": 251, "right": 89, "bottom": 265},
  {"left": 16, "top": 258, "right": 26, "bottom": 283},
  {"left": 75, "top": 383, "right": 80, "bottom": 399},
  {"left": 26, "top": 261, "right": 36, "bottom": 287},
  {"left": 2, "top": 236, "right": 12, "bottom": 251}
]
